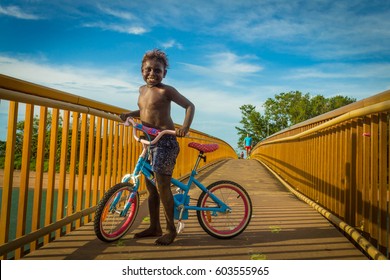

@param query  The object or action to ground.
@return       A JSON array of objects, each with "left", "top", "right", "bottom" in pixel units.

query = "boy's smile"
[{"left": 142, "top": 59, "right": 166, "bottom": 87}]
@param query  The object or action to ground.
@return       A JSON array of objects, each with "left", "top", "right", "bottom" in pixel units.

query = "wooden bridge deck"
[{"left": 22, "top": 159, "right": 367, "bottom": 260}]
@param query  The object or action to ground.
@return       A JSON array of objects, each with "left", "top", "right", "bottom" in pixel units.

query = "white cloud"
[
  {"left": 0, "top": 55, "right": 140, "bottom": 108},
  {"left": 82, "top": 4, "right": 148, "bottom": 35},
  {"left": 97, "top": 5, "right": 136, "bottom": 20},
  {"left": 0, "top": 5, "right": 42, "bottom": 20},
  {"left": 83, "top": 22, "right": 147, "bottom": 35},
  {"left": 286, "top": 63, "right": 390, "bottom": 80},
  {"left": 210, "top": 52, "right": 263, "bottom": 74},
  {"left": 182, "top": 51, "right": 263, "bottom": 86},
  {"left": 161, "top": 40, "right": 183, "bottom": 50}
]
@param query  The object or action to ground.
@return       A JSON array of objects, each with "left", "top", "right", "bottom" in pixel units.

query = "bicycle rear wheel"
[
  {"left": 94, "top": 183, "right": 139, "bottom": 242},
  {"left": 197, "top": 180, "right": 252, "bottom": 239}
]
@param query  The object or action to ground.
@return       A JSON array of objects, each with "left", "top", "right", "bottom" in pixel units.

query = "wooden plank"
[
  {"left": 370, "top": 114, "right": 379, "bottom": 246},
  {"left": 378, "top": 112, "right": 388, "bottom": 255},
  {"left": 355, "top": 118, "right": 363, "bottom": 230},
  {"left": 92, "top": 117, "right": 102, "bottom": 209},
  {"left": 15, "top": 104, "right": 34, "bottom": 258},
  {"left": 56, "top": 110, "right": 70, "bottom": 238},
  {"left": 44, "top": 108, "right": 59, "bottom": 244},
  {"left": 106, "top": 120, "right": 114, "bottom": 191},
  {"left": 0, "top": 102, "right": 18, "bottom": 259},
  {"left": 75, "top": 113, "right": 87, "bottom": 228},
  {"left": 66, "top": 112, "right": 79, "bottom": 233},
  {"left": 99, "top": 119, "right": 108, "bottom": 199},
  {"left": 85, "top": 115, "right": 95, "bottom": 222},
  {"left": 30, "top": 106, "right": 47, "bottom": 251},
  {"left": 362, "top": 116, "right": 371, "bottom": 237}
]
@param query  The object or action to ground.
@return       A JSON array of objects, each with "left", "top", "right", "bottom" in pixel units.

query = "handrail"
[
  {"left": 251, "top": 89, "right": 390, "bottom": 259},
  {"left": 0, "top": 87, "right": 121, "bottom": 121},
  {"left": 0, "top": 74, "right": 237, "bottom": 259},
  {"left": 0, "top": 74, "right": 126, "bottom": 114},
  {"left": 259, "top": 99, "right": 390, "bottom": 145}
]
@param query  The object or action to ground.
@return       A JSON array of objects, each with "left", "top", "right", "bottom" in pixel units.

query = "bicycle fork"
[{"left": 110, "top": 174, "right": 140, "bottom": 217}]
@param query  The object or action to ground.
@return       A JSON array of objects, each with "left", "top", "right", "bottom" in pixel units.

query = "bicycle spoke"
[{"left": 94, "top": 183, "right": 139, "bottom": 242}]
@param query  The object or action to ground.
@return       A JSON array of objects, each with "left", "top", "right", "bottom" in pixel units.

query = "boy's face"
[{"left": 141, "top": 59, "right": 167, "bottom": 87}]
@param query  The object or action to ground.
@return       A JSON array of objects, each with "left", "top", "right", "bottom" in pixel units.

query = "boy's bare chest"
[{"left": 138, "top": 88, "right": 170, "bottom": 110}]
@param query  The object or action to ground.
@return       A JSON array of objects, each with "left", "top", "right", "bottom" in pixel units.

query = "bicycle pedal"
[{"left": 176, "top": 221, "right": 185, "bottom": 234}]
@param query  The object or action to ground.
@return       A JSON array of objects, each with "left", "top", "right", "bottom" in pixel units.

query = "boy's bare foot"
[
  {"left": 134, "top": 228, "right": 162, "bottom": 239},
  {"left": 155, "top": 232, "right": 177, "bottom": 245}
]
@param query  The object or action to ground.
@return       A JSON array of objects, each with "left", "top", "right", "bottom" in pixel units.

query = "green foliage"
[
  {"left": 1, "top": 112, "right": 50, "bottom": 171},
  {"left": 0, "top": 111, "right": 96, "bottom": 173},
  {"left": 236, "top": 91, "right": 356, "bottom": 149},
  {"left": 235, "top": 105, "right": 267, "bottom": 149}
]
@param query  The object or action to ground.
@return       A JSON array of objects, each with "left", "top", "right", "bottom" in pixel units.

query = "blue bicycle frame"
[{"left": 119, "top": 151, "right": 231, "bottom": 220}]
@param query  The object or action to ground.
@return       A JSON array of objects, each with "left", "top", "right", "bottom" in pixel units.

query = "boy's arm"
[
  {"left": 168, "top": 86, "right": 195, "bottom": 137},
  {"left": 178, "top": 101, "right": 195, "bottom": 137}
]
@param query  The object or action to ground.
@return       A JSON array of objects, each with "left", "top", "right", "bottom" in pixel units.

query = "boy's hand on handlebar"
[
  {"left": 119, "top": 113, "right": 129, "bottom": 122},
  {"left": 176, "top": 127, "right": 189, "bottom": 137}
]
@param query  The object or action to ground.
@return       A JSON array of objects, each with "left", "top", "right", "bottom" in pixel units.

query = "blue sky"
[{"left": 1, "top": 0, "right": 389, "bottom": 149}]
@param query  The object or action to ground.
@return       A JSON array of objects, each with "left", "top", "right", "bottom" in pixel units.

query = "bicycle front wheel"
[
  {"left": 94, "top": 183, "right": 139, "bottom": 242},
  {"left": 197, "top": 180, "right": 252, "bottom": 239}
]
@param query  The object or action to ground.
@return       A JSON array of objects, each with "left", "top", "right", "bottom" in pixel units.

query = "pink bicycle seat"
[{"left": 188, "top": 142, "right": 219, "bottom": 153}]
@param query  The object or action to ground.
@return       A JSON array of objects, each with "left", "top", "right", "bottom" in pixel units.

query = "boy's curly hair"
[{"left": 142, "top": 49, "right": 169, "bottom": 69}]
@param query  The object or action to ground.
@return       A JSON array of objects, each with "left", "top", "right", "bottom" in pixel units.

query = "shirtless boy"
[{"left": 120, "top": 49, "right": 195, "bottom": 245}]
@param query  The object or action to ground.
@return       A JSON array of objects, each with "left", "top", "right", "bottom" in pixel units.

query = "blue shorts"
[{"left": 149, "top": 135, "right": 180, "bottom": 176}]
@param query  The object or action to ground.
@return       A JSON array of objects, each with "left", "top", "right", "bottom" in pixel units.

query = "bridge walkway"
[{"left": 22, "top": 159, "right": 367, "bottom": 260}]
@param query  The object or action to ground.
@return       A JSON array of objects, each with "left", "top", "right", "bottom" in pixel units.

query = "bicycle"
[{"left": 93, "top": 118, "right": 252, "bottom": 242}]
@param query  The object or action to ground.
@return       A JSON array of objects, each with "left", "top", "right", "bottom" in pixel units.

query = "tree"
[
  {"left": 0, "top": 111, "right": 73, "bottom": 171},
  {"left": 264, "top": 91, "right": 312, "bottom": 129},
  {"left": 235, "top": 104, "right": 267, "bottom": 150},
  {"left": 1, "top": 111, "right": 63, "bottom": 170},
  {"left": 236, "top": 91, "right": 356, "bottom": 149}
]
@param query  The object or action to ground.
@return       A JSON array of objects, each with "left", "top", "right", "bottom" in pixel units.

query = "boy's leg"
[
  {"left": 134, "top": 178, "right": 163, "bottom": 238},
  {"left": 154, "top": 173, "right": 177, "bottom": 245}
]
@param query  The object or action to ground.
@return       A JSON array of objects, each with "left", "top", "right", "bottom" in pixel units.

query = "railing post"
[
  {"left": 75, "top": 113, "right": 88, "bottom": 228},
  {"left": 66, "top": 112, "right": 79, "bottom": 233},
  {"left": 30, "top": 106, "right": 47, "bottom": 251},
  {"left": 56, "top": 110, "right": 70, "bottom": 238},
  {"left": 44, "top": 108, "right": 59, "bottom": 244},
  {"left": 15, "top": 104, "right": 34, "bottom": 259}
]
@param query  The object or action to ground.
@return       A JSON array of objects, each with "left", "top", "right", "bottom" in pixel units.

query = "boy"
[{"left": 120, "top": 49, "right": 195, "bottom": 245}]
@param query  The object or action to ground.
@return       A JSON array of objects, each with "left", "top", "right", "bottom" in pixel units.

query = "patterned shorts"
[{"left": 149, "top": 135, "right": 180, "bottom": 176}]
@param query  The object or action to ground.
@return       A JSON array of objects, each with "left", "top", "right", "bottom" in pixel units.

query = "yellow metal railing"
[
  {"left": 0, "top": 74, "right": 237, "bottom": 259},
  {"left": 251, "top": 90, "right": 390, "bottom": 259}
]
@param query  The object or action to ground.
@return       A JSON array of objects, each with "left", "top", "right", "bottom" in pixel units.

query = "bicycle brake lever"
[{"left": 124, "top": 118, "right": 132, "bottom": 127}]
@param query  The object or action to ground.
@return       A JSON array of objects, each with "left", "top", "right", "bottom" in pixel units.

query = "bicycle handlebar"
[{"left": 124, "top": 117, "right": 177, "bottom": 145}]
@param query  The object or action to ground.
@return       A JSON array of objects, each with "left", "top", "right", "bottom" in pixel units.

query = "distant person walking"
[{"left": 244, "top": 134, "right": 252, "bottom": 158}]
